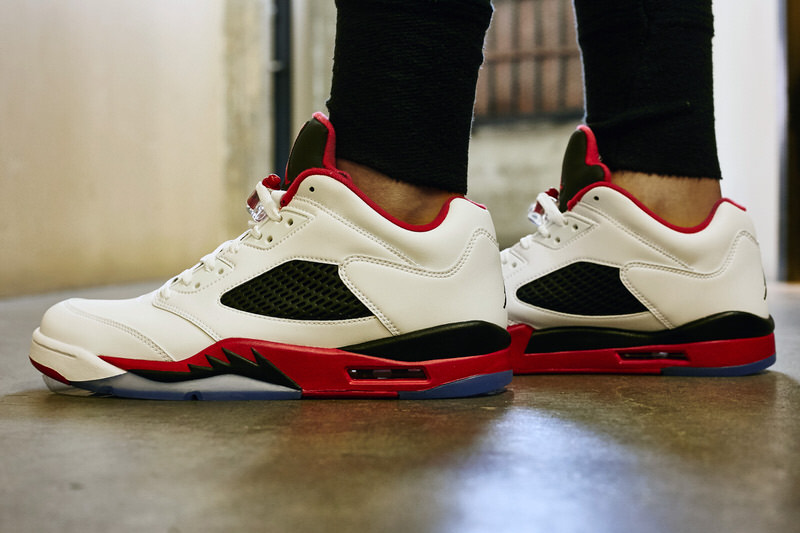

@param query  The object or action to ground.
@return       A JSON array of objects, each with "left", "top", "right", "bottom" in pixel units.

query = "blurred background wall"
[
  {"left": 0, "top": 0, "right": 271, "bottom": 297},
  {"left": 0, "top": 0, "right": 785, "bottom": 298}
]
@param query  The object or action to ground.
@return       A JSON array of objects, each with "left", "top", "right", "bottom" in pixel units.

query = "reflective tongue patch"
[{"left": 246, "top": 174, "right": 282, "bottom": 222}]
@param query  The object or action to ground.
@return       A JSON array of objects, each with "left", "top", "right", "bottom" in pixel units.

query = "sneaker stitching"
[
  {"left": 339, "top": 228, "right": 498, "bottom": 336},
  {"left": 293, "top": 195, "right": 417, "bottom": 265},
  {"left": 619, "top": 231, "right": 759, "bottom": 329},
  {"left": 581, "top": 202, "right": 692, "bottom": 269},
  {"left": 64, "top": 301, "right": 173, "bottom": 362}
]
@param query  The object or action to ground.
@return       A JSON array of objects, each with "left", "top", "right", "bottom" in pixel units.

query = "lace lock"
[
  {"left": 527, "top": 187, "right": 559, "bottom": 226},
  {"left": 246, "top": 174, "right": 282, "bottom": 222}
]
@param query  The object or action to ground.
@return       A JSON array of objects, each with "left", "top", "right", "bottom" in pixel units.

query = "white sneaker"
[
  {"left": 29, "top": 113, "right": 512, "bottom": 399},
  {"left": 502, "top": 125, "right": 775, "bottom": 376}
]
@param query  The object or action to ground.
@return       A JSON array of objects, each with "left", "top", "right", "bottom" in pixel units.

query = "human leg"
[
  {"left": 327, "top": 0, "right": 492, "bottom": 224},
  {"left": 576, "top": 0, "right": 722, "bottom": 226}
]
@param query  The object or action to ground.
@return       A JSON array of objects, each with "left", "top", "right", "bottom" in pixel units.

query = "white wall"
[
  {"left": 291, "top": 0, "right": 337, "bottom": 128},
  {"left": 713, "top": 1, "right": 784, "bottom": 280},
  {"left": 0, "top": 0, "right": 273, "bottom": 298}
]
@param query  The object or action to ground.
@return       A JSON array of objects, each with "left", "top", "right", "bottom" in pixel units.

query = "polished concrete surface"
[{"left": 1, "top": 283, "right": 798, "bottom": 533}]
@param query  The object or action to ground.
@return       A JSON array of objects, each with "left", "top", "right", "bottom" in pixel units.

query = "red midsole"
[
  {"left": 29, "top": 358, "right": 71, "bottom": 384},
  {"left": 100, "top": 338, "right": 512, "bottom": 393},
  {"left": 508, "top": 324, "right": 776, "bottom": 374}
]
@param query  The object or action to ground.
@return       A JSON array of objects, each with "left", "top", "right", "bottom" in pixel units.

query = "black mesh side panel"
[
  {"left": 516, "top": 261, "right": 647, "bottom": 316},
  {"left": 221, "top": 260, "right": 372, "bottom": 320}
]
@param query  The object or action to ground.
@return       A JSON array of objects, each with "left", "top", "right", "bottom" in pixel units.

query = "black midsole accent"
[
  {"left": 129, "top": 348, "right": 301, "bottom": 389},
  {"left": 525, "top": 312, "right": 775, "bottom": 354},
  {"left": 341, "top": 321, "right": 511, "bottom": 362}
]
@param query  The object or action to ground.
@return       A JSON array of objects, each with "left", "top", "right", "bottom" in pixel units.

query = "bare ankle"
[
  {"left": 337, "top": 159, "right": 457, "bottom": 225},
  {"left": 610, "top": 171, "right": 722, "bottom": 227}
]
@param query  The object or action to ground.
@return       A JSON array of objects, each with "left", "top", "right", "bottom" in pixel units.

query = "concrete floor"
[{"left": 1, "top": 283, "right": 798, "bottom": 533}]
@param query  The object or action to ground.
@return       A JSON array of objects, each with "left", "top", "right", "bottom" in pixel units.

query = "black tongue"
[
  {"left": 558, "top": 126, "right": 610, "bottom": 211},
  {"left": 284, "top": 114, "right": 335, "bottom": 185}
]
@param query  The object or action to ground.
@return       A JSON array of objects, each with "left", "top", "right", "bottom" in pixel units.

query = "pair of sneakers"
[{"left": 28, "top": 114, "right": 776, "bottom": 400}]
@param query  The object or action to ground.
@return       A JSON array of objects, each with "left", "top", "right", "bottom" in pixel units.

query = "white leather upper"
[
  {"left": 503, "top": 183, "right": 770, "bottom": 331},
  {"left": 39, "top": 172, "right": 507, "bottom": 362}
]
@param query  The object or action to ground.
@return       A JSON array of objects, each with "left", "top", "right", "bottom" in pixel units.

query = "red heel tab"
[{"left": 576, "top": 125, "right": 611, "bottom": 182}]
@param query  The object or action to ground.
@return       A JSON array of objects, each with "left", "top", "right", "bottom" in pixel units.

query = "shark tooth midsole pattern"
[{"left": 30, "top": 327, "right": 512, "bottom": 399}]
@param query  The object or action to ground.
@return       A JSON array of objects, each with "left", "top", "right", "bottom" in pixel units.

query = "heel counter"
[
  {"left": 341, "top": 221, "right": 508, "bottom": 335},
  {"left": 715, "top": 203, "right": 770, "bottom": 319},
  {"left": 624, "top": 229, "right": 770, "bottom": 328},
  {"left": 728, "top": 230, "right": 770, "bottom": 318},
  {"left": 456, "top": 199, "right": 508, "bottom": 328}
]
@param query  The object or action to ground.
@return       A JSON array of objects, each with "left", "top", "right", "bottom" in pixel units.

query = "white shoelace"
[
  {"left": 158, "top": 180, "right": 286, "bottom": 299},
  {"left": 501, "top": 190, "right": 566, "bottom": 265}
]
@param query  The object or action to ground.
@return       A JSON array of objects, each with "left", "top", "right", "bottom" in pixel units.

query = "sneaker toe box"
[{"left": 37, "top": 295, "right": 208, "bottom": 363}]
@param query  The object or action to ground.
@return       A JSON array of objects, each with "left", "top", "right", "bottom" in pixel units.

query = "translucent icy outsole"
[
  {"left": 45, "top": 369, "right": 513, "bottom": 401},
  {"left": 661, "top": 353, "right": 776, "bottom": 377},
  {"left": 42, "top": 376, "right": 98, "bottom": 397}
]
